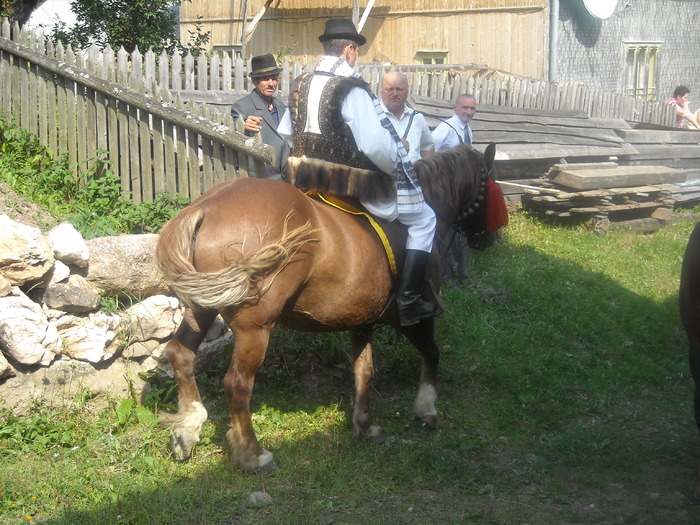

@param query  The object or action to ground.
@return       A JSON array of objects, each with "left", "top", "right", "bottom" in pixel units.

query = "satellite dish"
[{"left": 582, "top": 0, "right": 617, "bottom": 19}]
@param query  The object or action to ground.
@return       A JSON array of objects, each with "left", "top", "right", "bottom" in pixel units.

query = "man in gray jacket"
[{"left": 231, "top": 54, "right": 290, "bottom": 179}]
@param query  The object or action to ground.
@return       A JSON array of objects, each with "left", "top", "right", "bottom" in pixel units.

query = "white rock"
[
  {"left": 0, "top": 287, "right": 59, "bottom": 365},
  {"left": 0, "top": 215, "right": 54, "bottom": 285},
  {"left": 54, "top": 311, "right": 122, "bottom": 363},
  {"left": 47, "top": 221, "right": 89, "bottom": 267},
  {"left": 0, "top": 350, "right": 15, "bottom": 379},
  {"left": 121, "top": 295, "right": 183, "bottom": 342}
]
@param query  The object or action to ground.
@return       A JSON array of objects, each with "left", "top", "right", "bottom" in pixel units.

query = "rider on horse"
[{"left": 278, "top": 18, "right": 440, "bottom": 327}]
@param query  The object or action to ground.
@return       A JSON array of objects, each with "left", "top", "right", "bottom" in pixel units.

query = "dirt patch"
[{"left": 0, "top": 180, "right": 61, "bottom": 231}]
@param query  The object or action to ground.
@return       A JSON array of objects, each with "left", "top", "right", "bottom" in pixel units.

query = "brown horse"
[
  {"left": 680, "top": 222, "right": 700, "bottom": 498},
  {"left": 155, "top": 143, "right": 507, "bottom": 472}
]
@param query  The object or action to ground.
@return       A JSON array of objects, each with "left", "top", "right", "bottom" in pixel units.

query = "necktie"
[{"left": 464, "top": 126, "right": 471, "bottom": 145}]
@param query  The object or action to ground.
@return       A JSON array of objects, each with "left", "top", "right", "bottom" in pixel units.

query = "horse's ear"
[{"left": 484, "top": 143, "right": 496, "bottom": 173}]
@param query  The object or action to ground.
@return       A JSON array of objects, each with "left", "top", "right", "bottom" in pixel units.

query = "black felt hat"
[
  {"left": 318, "top": 18, "right": 366, "bottom": 46},
  {"left": 249, "top": 54, "right": 282, "bottom": 78}
]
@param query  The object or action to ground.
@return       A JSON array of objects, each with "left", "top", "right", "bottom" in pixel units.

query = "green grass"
[{"left": 2, "top": 211, "right": 699, "bottom": 524}]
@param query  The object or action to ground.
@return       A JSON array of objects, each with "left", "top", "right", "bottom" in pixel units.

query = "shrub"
[{"left": 0, "top": 116, "right": 189, "bottom": 238}]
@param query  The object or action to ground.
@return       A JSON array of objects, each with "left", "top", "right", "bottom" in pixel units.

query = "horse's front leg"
[
  {"left": 350, "top": 327, "right": 386, "bottom": 444},
  {"left": 224, "top": 324, "right": 276, "bottom": 473},
  {"left": 402, "top": 317, "right": 440, "bottom": 429},
  {"left": 161, "top": 307, "right": 219, "bottom": 461}
]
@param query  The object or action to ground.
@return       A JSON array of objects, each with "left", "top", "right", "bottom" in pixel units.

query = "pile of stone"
[{"left": 0, "top": 215, "right": 231, "bottom": 410}]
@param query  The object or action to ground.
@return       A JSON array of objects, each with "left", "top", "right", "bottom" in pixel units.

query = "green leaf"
[
  {"left": 116, "top": 398, "right": 135, "bottom": 425},
  {"left": 133, "top": 406, "right": 157, "bottom": 427}
]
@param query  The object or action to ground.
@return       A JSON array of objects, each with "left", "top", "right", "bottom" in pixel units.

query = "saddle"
[{"left": 285, "top": 154, "right": 443, "bottom": 313}]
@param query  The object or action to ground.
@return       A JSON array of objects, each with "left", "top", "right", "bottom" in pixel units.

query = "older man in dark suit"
[{"left": 231, "top": 54, "right": 290, "bottom": 179}]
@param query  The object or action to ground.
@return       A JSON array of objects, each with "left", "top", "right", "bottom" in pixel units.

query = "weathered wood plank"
[
  {"left": 623, "top": 143, "right": 700, "bottom": 159},
  {"left": 128, "top": 104, "right": 141, "bottom": 202},
  {"left": 186, "top": 130, "right": 200, "bottom": 198},
  {"left": 85, "top": 87, "right": 97, "bottom": 173},
  {"left": 152, "top": 115, "right": 166, "bottom": 195},
  {"left": 201, "top": 138, "right": 214, "bottom": 191},
  {"left": 138, "top": 107, "right": 153, "bottom": 201},
  {"left": 412, "top": 95, "right": 589, "bottom": 119},
  {"left": 616, "top": 128, "right": 700, "bottom": 144},
  {"left": 550, "top": 165, "right": 687, "bottom": 190},
  {"left": 548, "top": 162, "right": 618, "bottom": 172},
  {"left": 175, "top": 124, "right": 190, "bottom": 198},
  {"left": 488, "top": 143, "right": 638, "bottom": 161},
  {"left": 106, "top": 97, "right": 119, "bottom": 185},
  {"left": 474, "top": 129, "right": 625, "bottom": 147}
]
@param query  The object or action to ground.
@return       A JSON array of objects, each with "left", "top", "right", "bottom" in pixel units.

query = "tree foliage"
[
  {"left": 0, "top": 0, "right": 42, "bottom": 26},
  {"left": 52, "top": 0, "right": 209, "bottom": 54}
]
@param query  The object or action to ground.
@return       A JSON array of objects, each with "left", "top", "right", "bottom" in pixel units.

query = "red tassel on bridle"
[{"left": 485, "top": 178, "right": 508, "bottom": 232}]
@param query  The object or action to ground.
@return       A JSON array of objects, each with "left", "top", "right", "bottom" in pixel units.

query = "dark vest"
[{"left": 288, "top": 72, "right": 379, "bottom": 172}]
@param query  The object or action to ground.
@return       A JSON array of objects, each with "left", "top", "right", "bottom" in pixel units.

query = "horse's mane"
[{"left": 413, "top": 145, "right": 483, "bottom": 219}]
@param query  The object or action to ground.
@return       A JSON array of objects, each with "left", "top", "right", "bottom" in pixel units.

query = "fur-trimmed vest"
[
  {"left": 288, "top": 73, "right": 378, "bottom": 171},
  {"left": 285, "top": 72, "right": 395, "bottom": 201}
]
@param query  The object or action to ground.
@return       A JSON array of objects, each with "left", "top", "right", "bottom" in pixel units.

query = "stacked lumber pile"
[
  {"left": 518, "top": 162, "right": 688, "bottom": 232},
  {"left": 617, "top": 126, "right": 700, "bottom": 208}
]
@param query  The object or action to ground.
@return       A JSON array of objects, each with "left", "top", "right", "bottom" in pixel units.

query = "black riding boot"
[{"left": 397, "top": 249, "right": 440, "bottom": 326}]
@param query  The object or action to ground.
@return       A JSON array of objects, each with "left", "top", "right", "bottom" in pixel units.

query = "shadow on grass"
[{"left": 39, "top": 240, "right": 700, "bottom": 524}]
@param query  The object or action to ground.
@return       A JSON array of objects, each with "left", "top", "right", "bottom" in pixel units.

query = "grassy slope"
[{"left": 1, "top": 211, "right": 699, "bottom": 524}]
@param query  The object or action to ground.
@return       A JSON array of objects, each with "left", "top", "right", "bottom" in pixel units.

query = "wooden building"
[
  {"left": 555, "top": 0, "right": 700, "bottom": 106},
  {"left": 179, "top": 1, "right": 549, "bottom": 79}
]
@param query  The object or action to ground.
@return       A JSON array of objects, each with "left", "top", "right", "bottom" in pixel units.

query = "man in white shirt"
[
  {"left": 278, "top": 19, "right": 439, "bottom": 326},
  {"left": 431, "top": 93, "right": 477, "bottom": 283},
  {"left": 432, "top": 94, "right": 476, "bottom": 152},
  {"left": 380, "top": 71, "right": 434, "bottom": 163}
]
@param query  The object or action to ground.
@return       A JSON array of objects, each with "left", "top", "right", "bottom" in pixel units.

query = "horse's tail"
[{"left": 156, "top": 206, "right": 316, "bottom": 311}]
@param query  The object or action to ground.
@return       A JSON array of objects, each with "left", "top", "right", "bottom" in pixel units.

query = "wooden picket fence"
[
  {"left": 132, "top": 49, "right": 674, "bottom": 126},
  {"left": 0, "top": 20, "right": 676, "bottom": 203},
  {"left": 0, "top": 21, "right": 273, "bottom": 203}
]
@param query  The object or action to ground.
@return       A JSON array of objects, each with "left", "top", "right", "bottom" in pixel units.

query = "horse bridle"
[
  {"left": 433, "top": 161, "right": 491, "bottom": 239},
  {"left": 433, "top": 161, "right": 492, "bottom": 260}
]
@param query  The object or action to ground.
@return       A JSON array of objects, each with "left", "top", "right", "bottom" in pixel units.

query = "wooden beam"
[
  {"left": 358, "top": 0, "right": 376, "bottom": 32},
  {"left": 243, "top": 0, "right": 274, "bottom": 40}
]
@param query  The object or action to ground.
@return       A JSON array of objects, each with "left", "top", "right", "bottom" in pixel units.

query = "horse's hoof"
[
  {"left": 257, "top": 448, "right": 278, "bottom": 473},
  {"left": 169, "top": 431, "right": 196, "bottom": 461},
  {"left": 413, "top": 414, "right": 438, "bottom": 430},
  {"left": 367, "top": 424, "right": 386, "bottom": 444},
  {"left": 240, "top": 448, "right": 278, "bottom": 474}
]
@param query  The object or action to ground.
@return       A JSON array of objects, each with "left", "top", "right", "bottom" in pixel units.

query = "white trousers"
[
  {"left": 399, "top": 205, "right": 436, "bottom": 253},
  {"left": 362, "top": 197, "right": 436, "bottom": 253}
]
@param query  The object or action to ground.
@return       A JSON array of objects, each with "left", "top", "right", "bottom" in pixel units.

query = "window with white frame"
[
  {"left": 414, "top": 50, "right": 449, "bottom": 65},
  {"left": 623, "top": 42, "right": 661, "bottom": 100}
]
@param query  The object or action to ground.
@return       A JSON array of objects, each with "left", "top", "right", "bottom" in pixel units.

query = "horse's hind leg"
[
  {"left": 401, "top": 318, "right": 440, "bottom": 429},
  {"left": 224, "top": 324, "right": 277, "bottom": 473},
  {"left": 680, "top": 224, "right": 700, "bottom": 498},
  {"left": 350, "top": 327, "right": 385, "bottom": 444},
  {"left": 161, "top": 307, "right": 218, "bottom": 461},
  {"left": 682, "top": 304, "right": 700, "bottom": 499}
]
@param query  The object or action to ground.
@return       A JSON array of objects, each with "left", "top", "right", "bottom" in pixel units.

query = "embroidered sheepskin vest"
[{"left": 288, "top": 73, "right": 379, "bottom": 171}]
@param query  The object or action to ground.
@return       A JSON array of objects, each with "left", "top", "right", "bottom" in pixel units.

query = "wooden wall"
[{"left": 180, "top": 1, "right": 548, "bottom": 78}]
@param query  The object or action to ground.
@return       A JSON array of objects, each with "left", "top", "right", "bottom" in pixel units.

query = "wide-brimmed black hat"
[
  {"left": 318, "top": 18, "right": 366, "bottom": 46},
  {"left": 249, "top": 54, "right": 282, "bottom": 78}
]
